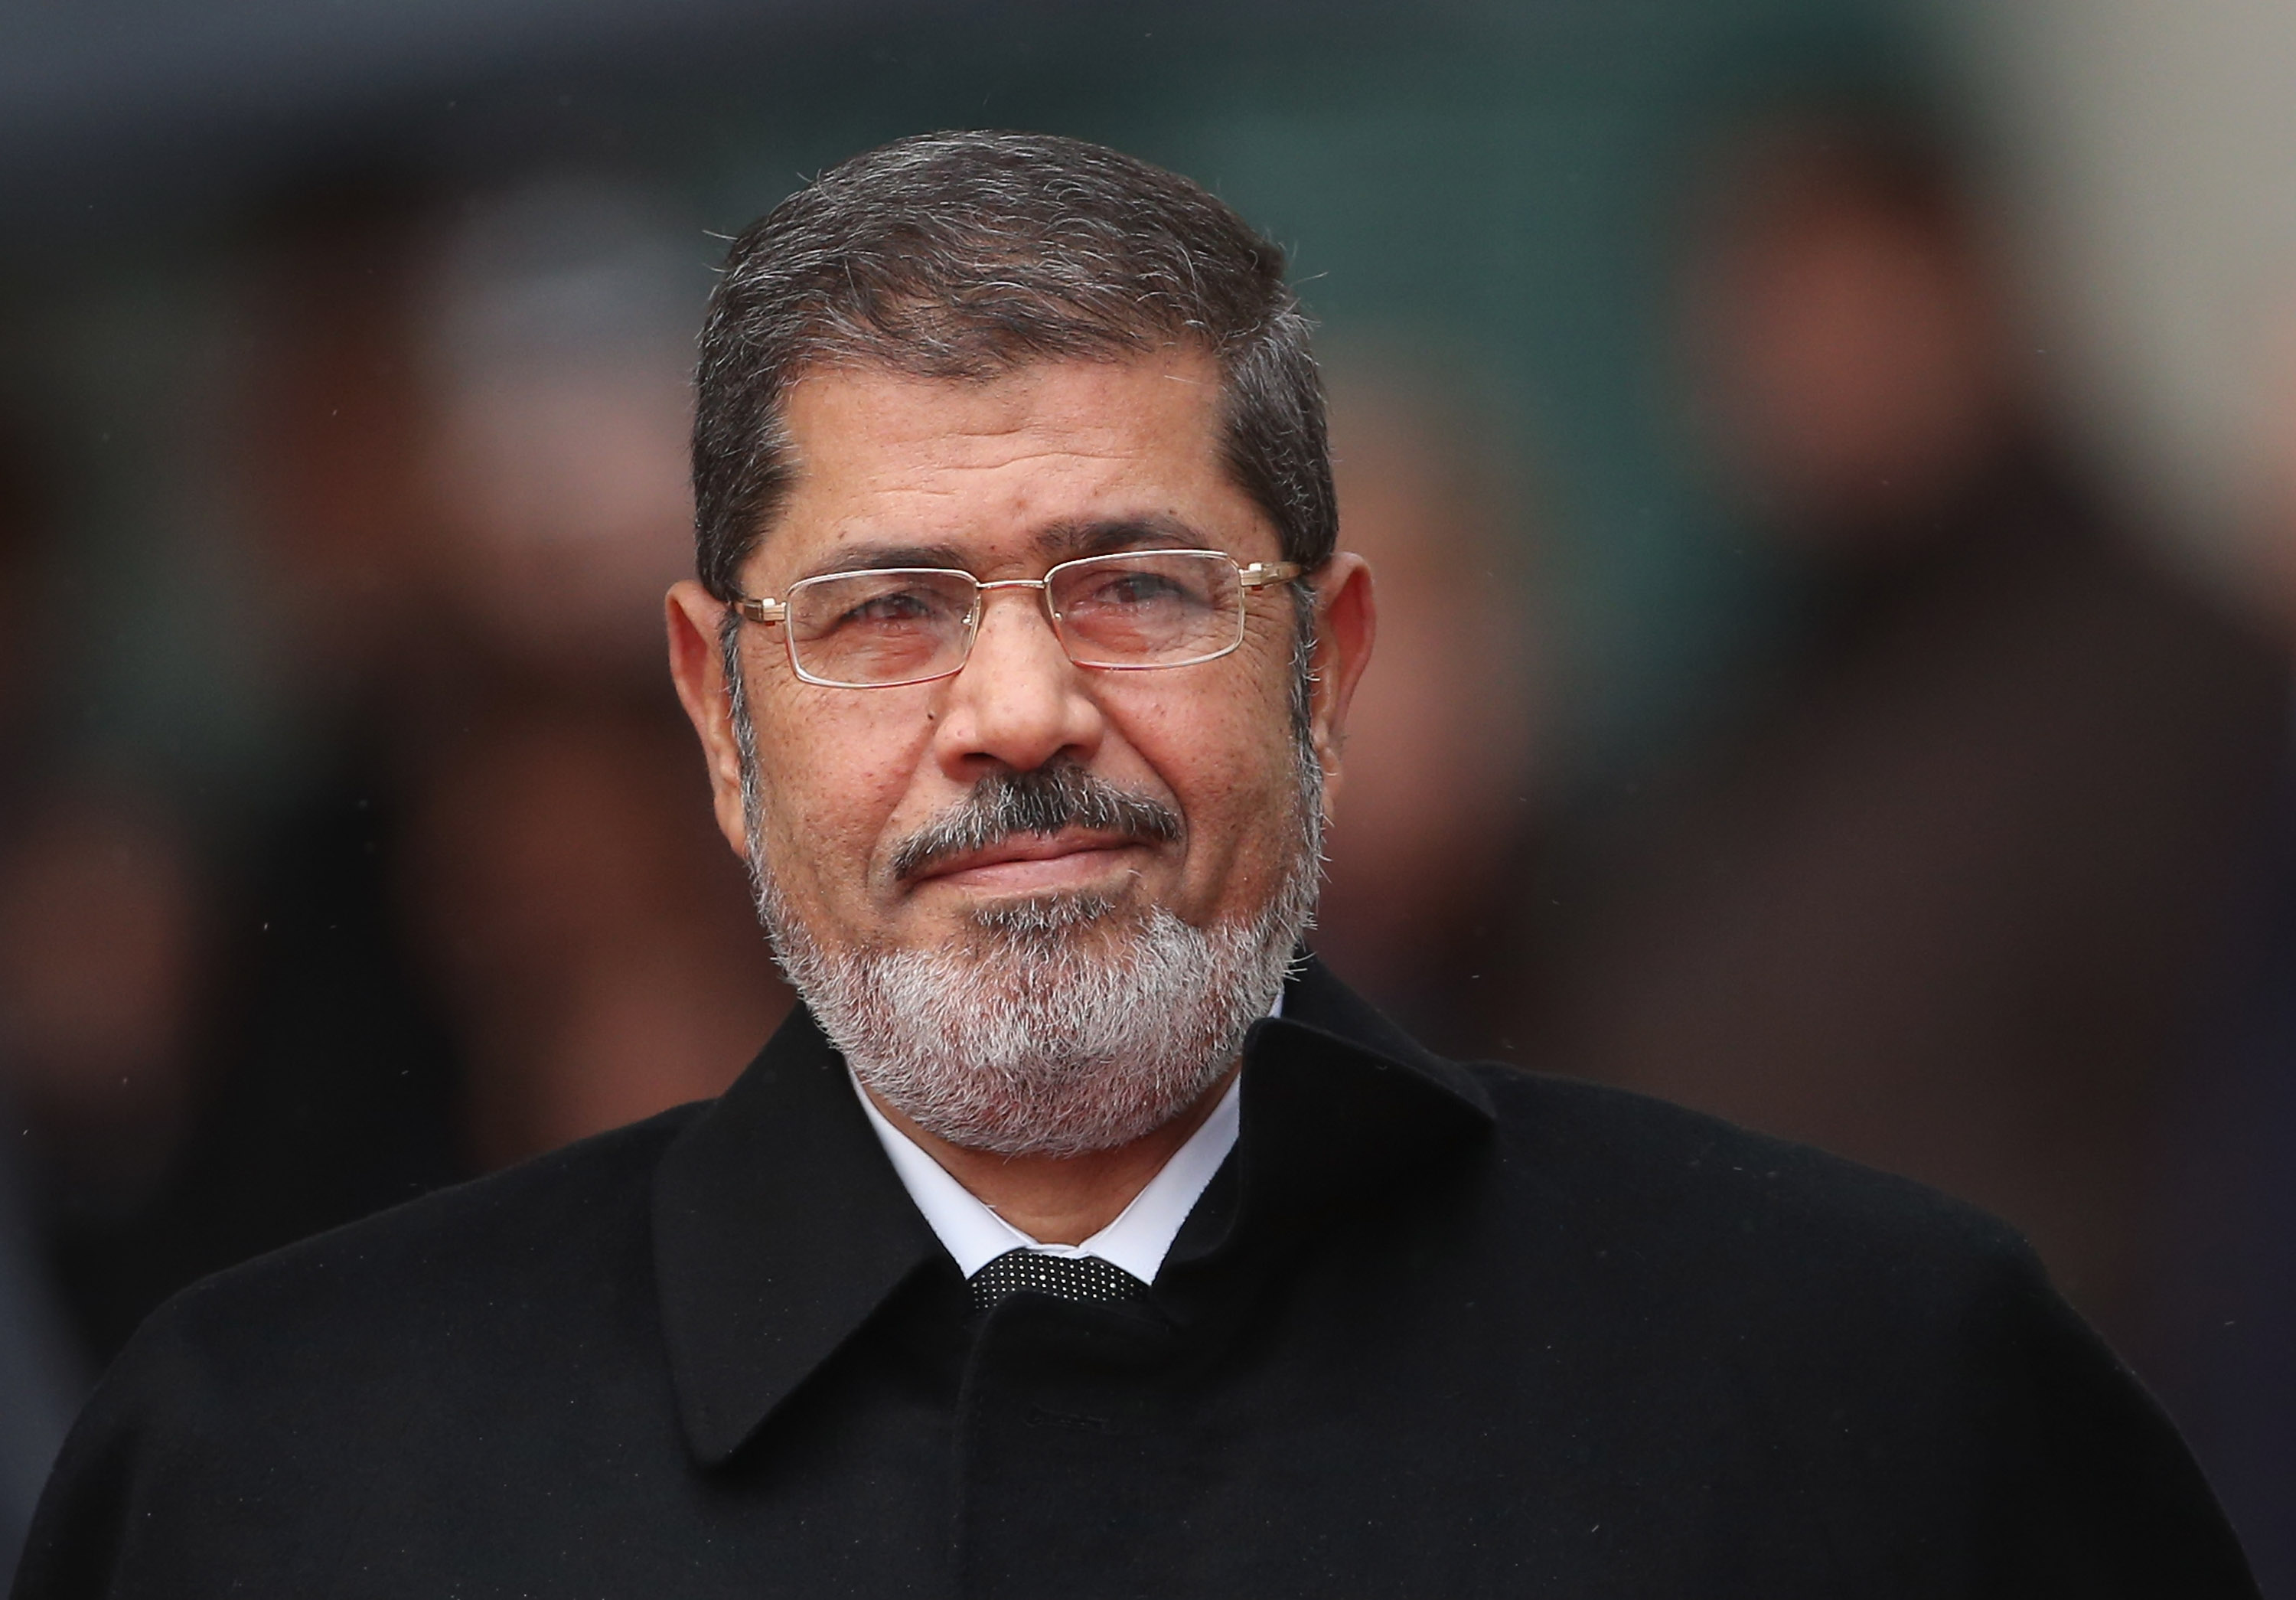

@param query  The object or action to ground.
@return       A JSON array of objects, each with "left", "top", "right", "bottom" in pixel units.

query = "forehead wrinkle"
[{"left": 918, "top": 439, "right": 1146, "bottom": 478}]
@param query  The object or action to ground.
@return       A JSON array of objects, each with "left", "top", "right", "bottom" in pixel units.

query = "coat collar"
[
  {"left": 1191, "top": 957, "right": 1495, "bottom": 1265},
  {"left": 651, "top": 1004, "right": 941, "bottom": 1467},
  {"left": 650, "top": 956, "right": 1495, "bottom": 1466}
]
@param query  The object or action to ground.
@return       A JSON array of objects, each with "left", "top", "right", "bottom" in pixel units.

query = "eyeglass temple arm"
[{"left": 732, "top": 597, "right": 786, "bottom": 625}]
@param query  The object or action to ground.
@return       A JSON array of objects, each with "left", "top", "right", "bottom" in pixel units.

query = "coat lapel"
[
  {"left": 651, "top": 1005, "right": 941, "bottom": 1466},
  {"left": 1165, "top": 956, "right": 1498, "bottom": 1277}
]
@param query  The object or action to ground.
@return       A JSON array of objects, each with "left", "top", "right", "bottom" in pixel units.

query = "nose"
[{"left": 929, "top": 586, "right": 1107, "bottom": 781}]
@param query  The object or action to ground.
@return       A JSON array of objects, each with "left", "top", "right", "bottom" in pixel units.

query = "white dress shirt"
[{"left": 850, "top": 1070, "right": 1241, "bottom": 1285}]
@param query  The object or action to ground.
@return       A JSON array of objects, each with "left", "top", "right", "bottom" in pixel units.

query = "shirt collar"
[
  {"left": 650, "top": 955, "right": 1494, "bottom": 1467},
  {"left": 850, "top": 1068, "right": 1242, "bottom": 1282}
]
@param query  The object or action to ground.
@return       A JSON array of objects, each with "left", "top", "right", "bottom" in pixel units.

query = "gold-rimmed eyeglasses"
[{"left": 731, "top": 549, "right": 1303, "bottom": 689}]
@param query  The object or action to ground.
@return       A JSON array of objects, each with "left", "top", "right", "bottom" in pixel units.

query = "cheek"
[
  {"left": 749, "top": 692, "right": 928, "bottom": 887},
  {"left": 1108, "top": 665, "right": 1303, "bottom": 893}
]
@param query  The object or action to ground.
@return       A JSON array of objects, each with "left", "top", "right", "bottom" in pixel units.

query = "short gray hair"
[{"left": 690, "top": 129, "right": 1336, "bottom": 600}]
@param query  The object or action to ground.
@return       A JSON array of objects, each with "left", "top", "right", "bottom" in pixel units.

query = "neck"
[{"left": 863, "top": 1067, "right": 1239, "bottom": 1244}]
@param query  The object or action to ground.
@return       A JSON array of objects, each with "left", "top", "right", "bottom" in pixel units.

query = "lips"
[{"left": 906, "top": 829, "right": 1146, "bottom": 886}]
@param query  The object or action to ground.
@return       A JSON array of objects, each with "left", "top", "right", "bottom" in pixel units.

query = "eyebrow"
[
  {"left": 791, "top": 542, "right": 970, "bottom": 583},
  {"left": 1033, "top": 514, "right": 1205, "bottom": 561},
  {"left": 790, "top": 516, "right": 1209, "bottom": 586}
]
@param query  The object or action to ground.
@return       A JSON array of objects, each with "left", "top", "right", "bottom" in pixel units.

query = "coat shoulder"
[
  {"left": 14, "top": 1106, "right": 709, "bottom": 1595},
  {"left": 1463, "top": 1062, "right": 2039, "bottom": 1305},
  {"left": 1399, "top": 1063, "right": 2258, "bottom": 1598},
  {"left": 109, "top": 1102, "right": 700, "bottom": 1412}
]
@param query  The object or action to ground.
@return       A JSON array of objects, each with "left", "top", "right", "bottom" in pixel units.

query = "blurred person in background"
[
  {"left": 2, "top": 187, "right": 435, "bottom": 1351},
  {"left": 0, "top": 784, "right": 211, "bottom": 1311},
  {"left": 0, "top": 408, "right": 90, "bottom": 1580},
  {"left": 30, "top": 173, "right": 788, "bottom": 1366},
  {"left": 1309, "top": 354, "right": 1541, "bottom": 1057},
  {"left": 1534, "top": 111, "right": 2288, "bottom": 1348},
  {"left": 214, "top": 172, "right": 787, "bottom": 1193},
  {"left": 398, "top": 178, "right": 788, "bottom": 1165},
  {"left": 24, "top": 181, "right": 484, "bottom": 1365}
]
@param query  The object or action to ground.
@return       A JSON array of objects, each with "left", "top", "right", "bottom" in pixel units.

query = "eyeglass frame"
[{"left": 729, "top": 548, "right": 1306, "bottom": 689}]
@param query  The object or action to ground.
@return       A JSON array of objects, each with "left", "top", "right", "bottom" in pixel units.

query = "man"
[{"left": 14, "top": 132, "right": 2255, "bottom": 1598}]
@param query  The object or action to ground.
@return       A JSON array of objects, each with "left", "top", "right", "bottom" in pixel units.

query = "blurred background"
[{"left": 1, "top": 0, "right": 2293, "bottom": 1585}]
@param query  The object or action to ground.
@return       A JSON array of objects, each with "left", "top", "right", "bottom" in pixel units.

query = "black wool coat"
[{"left": 13, "top": 961, "right": 2256, "bottom": 1598}]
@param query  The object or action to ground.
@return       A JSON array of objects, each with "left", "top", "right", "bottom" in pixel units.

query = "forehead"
[{"left": 757, "top": 348, "right": 1272, "bottom": 580}]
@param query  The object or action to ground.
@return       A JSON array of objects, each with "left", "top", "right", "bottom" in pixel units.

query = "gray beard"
[
  {"left": 739, "top": 750, "right": 1323, "bottom": 1159},
  {"left": 752, "top": 877, "right": 1309, "bottom": 1157}
]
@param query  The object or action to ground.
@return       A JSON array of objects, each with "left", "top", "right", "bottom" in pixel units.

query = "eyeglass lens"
[{"left": 784, "top": 550, "right": 1247, "bottom": 687}]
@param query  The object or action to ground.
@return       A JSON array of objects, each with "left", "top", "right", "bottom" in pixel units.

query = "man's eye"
[
  {"left": 821, "top": 585, "right": 966, "bottom": 632},
  {"left": 841, "top": 591, "right": 935, "bottom": 625},
  {"left": 1084, "top": 571, "right": 1188, "bottom": 609}
]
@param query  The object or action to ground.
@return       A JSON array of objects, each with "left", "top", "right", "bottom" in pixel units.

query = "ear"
[
  {"left": 666, "top": 580, "right": 753, "bottom": 860},
  {"left": 1303, "top": 551, "right": 1376, "bottom": 809}
]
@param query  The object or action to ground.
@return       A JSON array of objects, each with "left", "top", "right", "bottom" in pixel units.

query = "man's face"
[
  {"left": 687, "top": 347, "right": 1354, "bottom": 961},
  {"left": 669, "top": 345, "right": 1372, "bottom": 1154}
]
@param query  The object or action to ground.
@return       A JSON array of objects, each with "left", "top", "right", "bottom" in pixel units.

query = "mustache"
[{"left": 888, "top": 759, "right": 1183, "bottom": 883}]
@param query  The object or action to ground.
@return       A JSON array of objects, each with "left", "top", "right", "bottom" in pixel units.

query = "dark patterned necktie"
[{"left": 970, "top": 1247, "right": 1147, "bottom": 1314}]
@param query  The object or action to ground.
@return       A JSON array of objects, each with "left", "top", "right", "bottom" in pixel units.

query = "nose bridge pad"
[
  {"left": 959, "top": 591, "right": 987, "bottom": 669},
  {"left": 967, "top": 580, "right": 1072, "bottom": 671}
]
